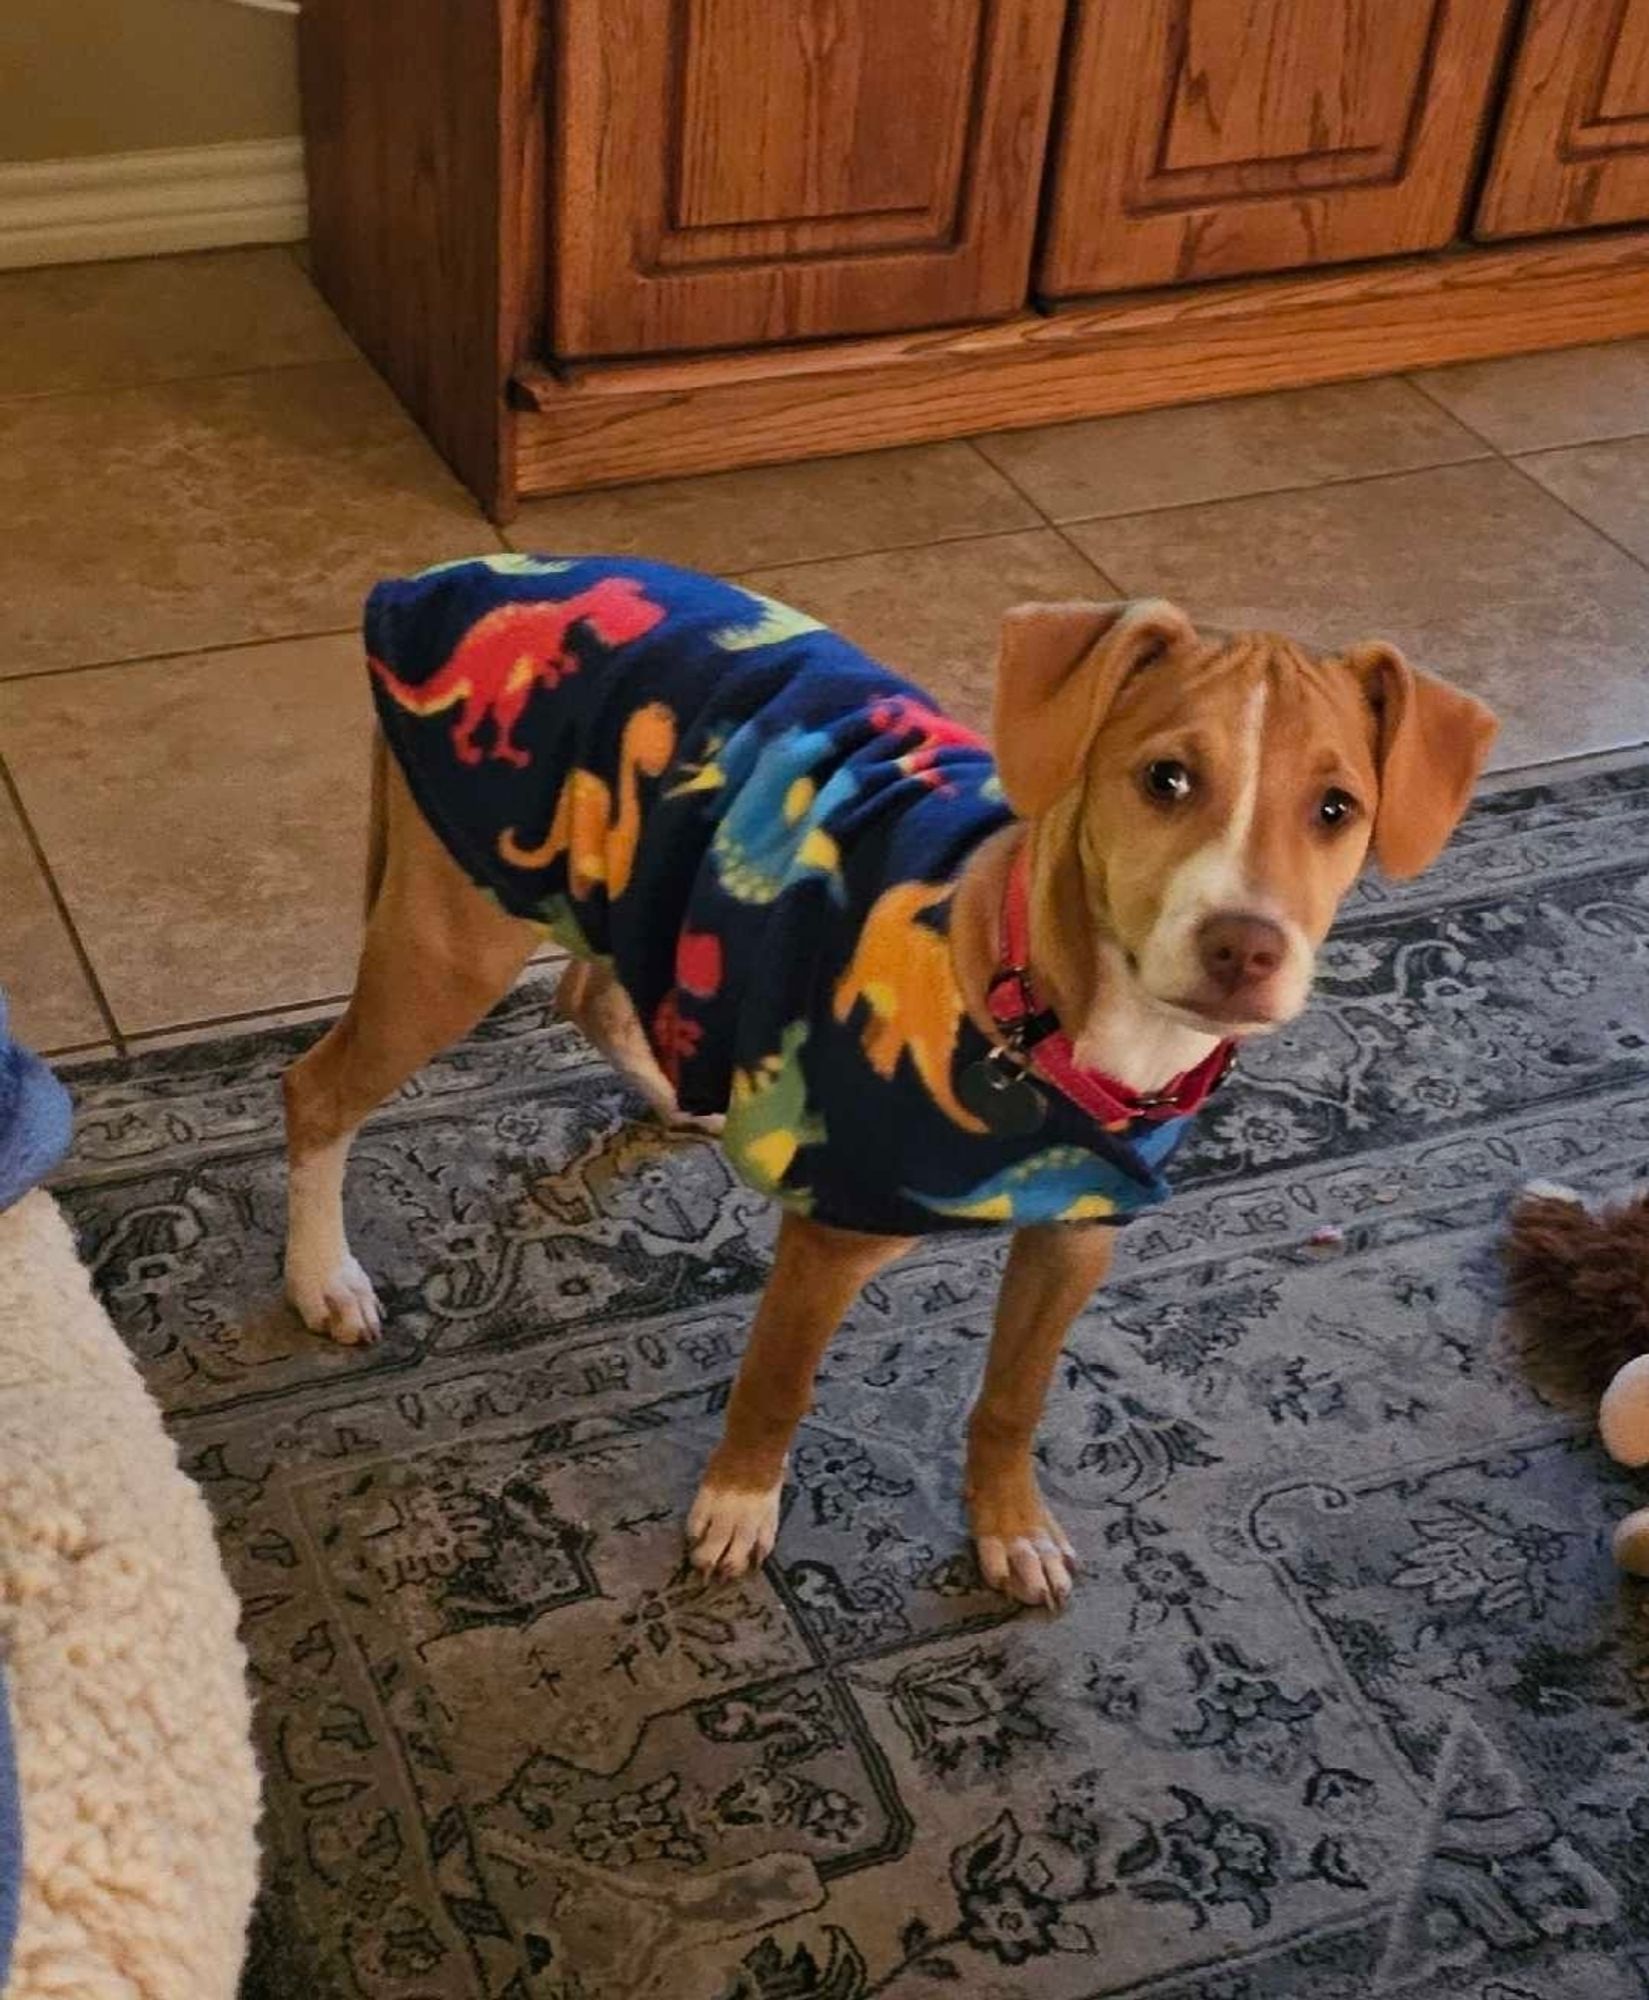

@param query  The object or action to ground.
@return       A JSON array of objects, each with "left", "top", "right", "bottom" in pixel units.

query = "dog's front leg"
[
  {"left": 967, "top": 1222, "right": 1116, "bottom": 1609},
  {"left": 688, "top": 1213, "right": 911, "bottom": 1579}
]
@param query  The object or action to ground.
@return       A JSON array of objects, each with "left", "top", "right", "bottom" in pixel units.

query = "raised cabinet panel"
[
  {"left": 1477, "top": 0, "right": 1649, "bottom": 237},
  {"left": 552, "top": 0, "right": 1066, "bottom": 356},
  {"left": 1039, "top": 0, "right": 1516, "bottom": 296}
]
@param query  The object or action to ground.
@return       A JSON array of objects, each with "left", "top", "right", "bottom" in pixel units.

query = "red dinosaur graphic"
[
  {"left": 369, "top": 576, "right": 666, "bottom": 768},
  {"left": 867, "top": 696, "right": 986, "bottom": 790}
]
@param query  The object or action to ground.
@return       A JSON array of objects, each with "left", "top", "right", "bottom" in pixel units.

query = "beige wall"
[{"left": 0, "top": 0, "right": 299, "bottom": 163}]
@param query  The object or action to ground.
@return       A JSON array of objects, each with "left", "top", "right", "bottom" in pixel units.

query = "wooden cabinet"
[
  {"left": 1039, "top": 0, "right": 1516, "bottom": 295},
  {"left": 551, "top": 0, "right": 1067, "bottom": 356},
  {"left": 1477, "top": 0, "right": 1649, "bottom": 236},
  {"left": 301, "top": 0, "right": 1649, "bottom": 514}
]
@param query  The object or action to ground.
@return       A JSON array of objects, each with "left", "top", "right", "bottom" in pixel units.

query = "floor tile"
[
  {"left": 737, "top": 529, "right": 1114, "bottom": 732},
  {"left": 1411, "top": 340, "right": 1649, "bottom": 453},
  {"left": 0, "top": 248, "right": 354, "bottom": 402},
  {"left": 0, "top": 634, "right": 374, "bottom": 1035},
  {"left": 0, "top": 360, "right": 492, "bottom": 677},
  {"left": 978, "top": 379, "right": 1484, "bottom": 523},
  {"left": 1515, "top": 435, "right": 1649, "bottom": 566},
  {"left": 507, "top": 442, "right": 1041, "bottom": 576},
  {"left": 0, "top": 782, "right": 105, "bottom": 1051},
  {"left": 1067, "top": 459, "right": 1649, "bottom": 771}
]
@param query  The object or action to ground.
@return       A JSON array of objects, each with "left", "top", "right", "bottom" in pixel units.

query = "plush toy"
[{"left": 1503, "top": 1181, "right": 1649, "bottom": 1576}]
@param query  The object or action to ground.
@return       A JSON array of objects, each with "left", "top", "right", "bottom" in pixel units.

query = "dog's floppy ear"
[
  {"left": 994, "top": 599, "right": 1192, "bottom": 817},
  {"left": 1347, "top": 642, "right": 1497, "bottom": 878}
]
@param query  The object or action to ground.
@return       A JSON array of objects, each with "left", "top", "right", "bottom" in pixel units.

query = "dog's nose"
[{"left": 1197, "top": 914, "right": 1286, "bottom": 995}]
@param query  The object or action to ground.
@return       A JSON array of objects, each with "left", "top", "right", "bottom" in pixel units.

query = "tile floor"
[{"left": 3, "top": 246, "right": 1648, "bottom": 1061}]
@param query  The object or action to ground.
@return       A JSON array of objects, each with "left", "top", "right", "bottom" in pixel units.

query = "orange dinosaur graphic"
[
  {"left": 497, "top": 703, "right": 677, "bottom": 899},
  {"left": 369, "top": 577, "right": 665, "bottom": 768},
  {"left": 834, "top": 880, "right": 984, "bottom": 1132}
]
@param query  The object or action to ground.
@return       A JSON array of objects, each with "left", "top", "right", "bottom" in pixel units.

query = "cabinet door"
[
  {"left": 1477, "top": 0, "right": 1649, "bottom": 236},
  {"left": 551, "top": 0, "right": 1066, "bottom": 357},
  {"left": 1039, "top": 0, "right": 1515, "bottom": 297}
]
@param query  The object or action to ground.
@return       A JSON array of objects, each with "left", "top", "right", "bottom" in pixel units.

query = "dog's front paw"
[
  {"left": 286, "top": 1251, "right": 383, "bottom": 1346},
  {"left": 686, "top": 1479, "right": 781, "bottom": 1579},
  {"left": 968, "top": 1475, "right": 1078, "bottom": 1610}
]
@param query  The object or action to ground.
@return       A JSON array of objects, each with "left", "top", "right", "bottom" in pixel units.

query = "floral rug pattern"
[{"left": 55, "top": 762, "right": 1649, "bottom": 1999}]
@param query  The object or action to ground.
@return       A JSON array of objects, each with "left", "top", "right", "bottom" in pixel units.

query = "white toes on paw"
[
  {"left": 977, "top": 1530, "right": 1077, "bottom": 1610},
  {"left": 687, "top": 1483, "right": 781, "bottom": 1579},
  {"left": 287, "top": 1254, "right": 383, "bottom": 1346}
]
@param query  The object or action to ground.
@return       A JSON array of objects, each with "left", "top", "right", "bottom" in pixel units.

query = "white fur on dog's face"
[
  {"left": 1129, "top": 676, "right": 1311, "bottom": 1033},
  {"left": 1078, "top": 632, "right": 1381, "bottom": 1042}
]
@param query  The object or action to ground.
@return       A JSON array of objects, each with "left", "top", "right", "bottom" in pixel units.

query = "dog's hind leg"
[
  {"left": 282, "top": 748, "right": 538, "bottom": 1343},
  {"left": 556, "top": 959, "right": 723, "bottom": 1134}
]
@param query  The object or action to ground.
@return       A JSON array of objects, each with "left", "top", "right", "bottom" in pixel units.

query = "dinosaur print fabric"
[{"left": 368, "top": 555, "right": 1201, "bottom": 1234}]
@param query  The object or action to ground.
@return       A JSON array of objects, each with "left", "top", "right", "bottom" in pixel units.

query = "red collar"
[{"left": 984, "top": 844, "right": 1234, "bottom": 1130}]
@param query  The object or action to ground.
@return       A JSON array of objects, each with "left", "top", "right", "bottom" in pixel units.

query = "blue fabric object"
[
  {"left": 368, "top": 555, "right": 1202, "bottom": 1235},
  {"left": 0, "top": 992, "right": 72, "bottom": 1212},
  {"left": 0, "top": 1667, "right": 18, "bottom": 1993}
]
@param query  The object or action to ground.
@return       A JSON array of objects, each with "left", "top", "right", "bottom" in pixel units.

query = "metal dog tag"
[{"left": 957, "top": 1051, "right": 1046, "bottom": 1137}]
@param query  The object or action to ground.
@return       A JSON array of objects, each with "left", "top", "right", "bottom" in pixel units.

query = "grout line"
[
  {"left": 1514, "top": 426, "right": 1649, "bottom": 461},
  {"left": 1480, "top": 737, "right": 1649, "bottom": 790},
  {"left": 1402, "top": 369, "right": 1649, "bottom": 463},
  {"left": 0, "top": 622, "right": 361, "bottom": 687},
  {"left": 500, "top": 520, "right": 1066, "bottom": 580},
  {"left": 959, "top": 435, "right": 1060, "bottom": 529},
  {"left": 0, "top": 354, "right": 385, "bottom": 415},
  {"left": 0, "top": 350, "right": 363, "bottom": 413},
  {"left": 723, "top": 517, "right": 1085, "bottom": 583},
  {"left": 1050, "top": 522, "right": 1128, "bottom": 597},
  {"left": 1512, "top": 426, "right": 1649, "bottom": 464},
  {"left": 119, "top": 960, "right": 562, "bottom": 1049},
  {"left": 1399, "top": 372, "right": 1522, "bottom": 454},
  {"left": 0, "top": 751, "right": 125, "bottom": 1055},
  {"left": 123, "top": 995, "right": 352, "bottom": 1041},
  {"left": 964, "top": 438, "right": 1056, "bottom": 528},
  {"left": 1405, "top": 376, "right": 1649, "bottom": 578},
  {"left": 970, "top": 442, "right": 1133, "bottom": 593},
  {"left": 1500, "top": 454, "right": 1649, "bottom": 581},
  {"left": 1044, "top": 448, "right": 1495, "bottom": 532}
]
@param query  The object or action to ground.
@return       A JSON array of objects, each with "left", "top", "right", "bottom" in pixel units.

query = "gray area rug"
[{"left": 56, "top": 761, "right": 1649, "bottom": 2000}]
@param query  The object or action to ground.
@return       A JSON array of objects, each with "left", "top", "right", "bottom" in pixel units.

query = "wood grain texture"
[
  {"left": 550, "top": 0, "right": 1067, "bottom": 355},
  {"left": 1477, "top": 0, "right": 1649, "bottom": 236},
  {"left": 300, "top": 0, "right": 544, "bottom": 518},
  {"left": 1039, "top": 0, "right": 1517, "bottom": 294},
  {"left": 513, "top": 231, "right": 1649, "bottom": 496}
]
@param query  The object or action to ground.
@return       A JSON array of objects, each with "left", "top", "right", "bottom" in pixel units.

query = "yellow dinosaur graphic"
[
  {"left": 497, "top": 702, "right": 676, "bottom": 899},
  {"left": 833, "top": 881, "right": 984, "bottom": 1133}
]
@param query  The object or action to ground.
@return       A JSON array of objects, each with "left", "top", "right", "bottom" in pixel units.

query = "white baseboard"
[{"left": 0, "top": 138, "right": 306, "bottom": 271}]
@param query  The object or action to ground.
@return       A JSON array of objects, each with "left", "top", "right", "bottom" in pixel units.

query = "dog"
[{"left": 282, "top": 556, "right": 1496, "bottom": 1608}]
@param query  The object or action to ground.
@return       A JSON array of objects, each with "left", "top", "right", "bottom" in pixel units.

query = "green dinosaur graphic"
[{"left": 722, "top": 1020, "right": 825, "bottom": 1206}]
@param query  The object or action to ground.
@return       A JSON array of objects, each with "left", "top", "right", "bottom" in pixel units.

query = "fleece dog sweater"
[{"left": 367, "top": 555, "right": 1199, "bottom": 1235}]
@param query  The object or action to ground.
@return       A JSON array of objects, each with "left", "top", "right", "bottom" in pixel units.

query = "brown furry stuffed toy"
[{"left": 1503, "top": 1180, "right": 1649, "bottom": 1575}]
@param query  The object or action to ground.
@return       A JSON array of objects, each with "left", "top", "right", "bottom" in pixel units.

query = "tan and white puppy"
[{"left": 283, "top": 599, "right": 1496, "bottom": 1608}]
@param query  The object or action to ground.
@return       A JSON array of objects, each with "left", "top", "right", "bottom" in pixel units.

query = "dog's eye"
[
  {"left": 1318, "top": 787, "right": 1359, "bottom": 828},
  {"left": 1143, "top": 759, "right": 1194, "bottom": 804}
]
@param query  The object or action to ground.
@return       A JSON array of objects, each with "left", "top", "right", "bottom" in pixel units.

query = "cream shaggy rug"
[{"left": 0, "top": 1189, "right": 259, "bottom": 1999}]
